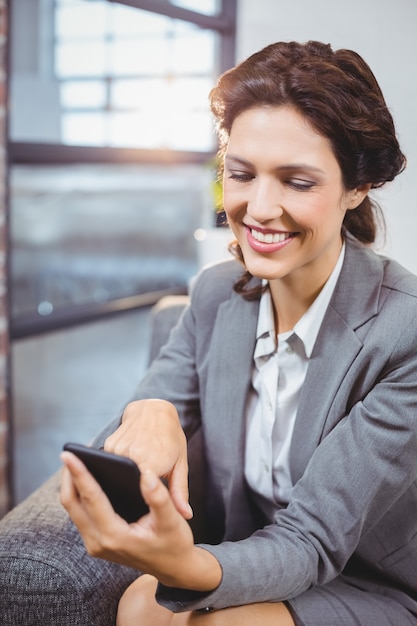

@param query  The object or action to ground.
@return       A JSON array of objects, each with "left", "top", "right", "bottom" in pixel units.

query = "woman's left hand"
[{"left": 60, "top": 451, "right": 221, "bottom": 591}]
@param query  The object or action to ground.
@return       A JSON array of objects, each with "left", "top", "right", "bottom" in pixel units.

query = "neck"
[
  {"left": 269, "top": 279, "right": 321, "bottom": 334},
  {"left": 269, "top": 261, "right": 339, "bottom": 334}
]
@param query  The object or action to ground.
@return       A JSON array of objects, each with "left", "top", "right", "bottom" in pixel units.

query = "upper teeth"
[{"left": 251, "top": 229, "right": 291, "bottom": 244}]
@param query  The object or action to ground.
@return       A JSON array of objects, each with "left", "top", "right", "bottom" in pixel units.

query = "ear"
[{"left": 347, "top": 183, "right": 372, "bottom": 210}]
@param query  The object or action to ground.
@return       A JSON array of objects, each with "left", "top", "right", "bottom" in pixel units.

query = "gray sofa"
[{"left": 0, "top": 295, "right": 199, "bottom": 626}]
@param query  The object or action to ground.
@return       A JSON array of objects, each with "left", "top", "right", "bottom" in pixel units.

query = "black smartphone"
[{"left": 63, "top": 442, "right": 149, "bottom": 523}]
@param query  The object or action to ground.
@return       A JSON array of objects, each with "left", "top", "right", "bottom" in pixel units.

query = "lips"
[
  {"left": 244, "top": 225, "right": 296, "bottom": 253},
  {"left": 250, "top": 228, "right": 293, "bottom": 244}
]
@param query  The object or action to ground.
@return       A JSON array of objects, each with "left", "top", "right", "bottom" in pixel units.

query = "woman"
[{"left": 61, "top": 41, "right": 417, "bottom": 625}]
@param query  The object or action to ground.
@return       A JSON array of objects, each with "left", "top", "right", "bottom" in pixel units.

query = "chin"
[
  {"left": 244, "top": 264, "right": 286, "bottom": 282},
  {"left": 240, "top": 253, "right": 282, "bottom": 280}
]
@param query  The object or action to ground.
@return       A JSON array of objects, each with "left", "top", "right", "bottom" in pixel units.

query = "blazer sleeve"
[
  {"left": 130, "top": 259, "right": 242, "bottom": 438},
  {"left": 157, "top": 294, "right": 417, "bottom": 612},
  {"left": 128, "top": 288, "right": 201, "bottom": 438}
]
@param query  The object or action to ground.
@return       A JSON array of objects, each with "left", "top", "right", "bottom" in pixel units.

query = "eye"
[
  {"left": 287, "top": 178, "right": 316, "bottom": 191},
  {"left": 227, "top": 170, "right": 254, "bottom": 183}
]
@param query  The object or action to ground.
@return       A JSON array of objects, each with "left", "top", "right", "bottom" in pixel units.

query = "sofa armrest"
[
  {"left": 148, "top": 294, "right": 189, "bottom": 363},
  {"left": 0, "top": 471, "right": 138, "bottom": 625}
]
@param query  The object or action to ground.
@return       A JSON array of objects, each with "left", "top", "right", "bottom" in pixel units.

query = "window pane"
[
  {"left": 108, "top": 76, "right": 215, "bottom": 151},
  {"left": 109, "top": 39, "right": 170, "bottom": 76},
  {"left": 55, "top": 2, "right": 108, "bottom": 39},
  {"left": 169, "top": 111, "right": 214, "bottom": 151},
  {"left": 107, "top": 109, "right": 214, "bottom": 152},
  {"left": 111, "top": 79, "right": 168, "bottom": 110},
  {"left": 55, "top": 41, "right": 108, "bottom": 77},
  {"left": 170, "top": 27, "right": 216, "bottom": 74},
  {"left": 61, "top": 81, "right": 107, "bottom": 108},
  {"left": 108, "top": 112, "right": 165, "bottom": 149},
  {"left": 171, "top": 77, "right": 213, "bottom": 109},
  {"left": 62, "top": 112, "right": 107, "bottom": 145},
  {"left": 111, "top": 78, "right": 212, "bottom": 118},
  {"left": 170, "top": 0, "right": 221, "bottom": 16}
]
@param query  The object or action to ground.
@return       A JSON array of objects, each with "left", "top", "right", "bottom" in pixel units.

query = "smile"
[
  {"left": 244, "top": 225, "right": 297, "bottom": 254},
  {"left": 250, "top": 229, "right": 293, "bottom": 244}
]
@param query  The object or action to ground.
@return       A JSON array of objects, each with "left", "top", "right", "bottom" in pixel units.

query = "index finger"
[{"left": 166, "top": 453, "right": 193, "bottom": 520}]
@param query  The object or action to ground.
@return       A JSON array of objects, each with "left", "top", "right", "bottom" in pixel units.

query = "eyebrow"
[{"left": 225, "top": 155, "right": 325, "bottom": 175}]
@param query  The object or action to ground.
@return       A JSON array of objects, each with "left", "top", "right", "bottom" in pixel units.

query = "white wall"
[{"left": 236, "top": 0, "right": 417, "bottom": 273}]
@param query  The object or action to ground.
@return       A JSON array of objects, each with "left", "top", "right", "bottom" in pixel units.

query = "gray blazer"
[{"left": 132, "top": 235, "right": 417, "bottom": 612}]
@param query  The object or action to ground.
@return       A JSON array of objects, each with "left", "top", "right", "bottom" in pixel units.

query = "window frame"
[{"left": 9, "top": 0, "right": 237, "bottom": 165}]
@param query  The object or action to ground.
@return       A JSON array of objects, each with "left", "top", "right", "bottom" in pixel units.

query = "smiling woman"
[
  {"left": 58, "top": 40, "right": 417, "bottom": 626},
  {"left": 3, "top": 39, "right": 417, "bottom": 626},
  {"left": 212, "top": 40, "right": 405, "bottom": 300},
  {"left": 223, "top": 106, "right": 370, "bottom": 328}
]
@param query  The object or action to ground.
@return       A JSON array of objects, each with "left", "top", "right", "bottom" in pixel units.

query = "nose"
[{"left": 247, "top": 177, "right": 284, "bottom": 223}]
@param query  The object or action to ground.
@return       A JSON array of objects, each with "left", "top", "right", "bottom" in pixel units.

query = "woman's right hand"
[{"left": 104, "top": 399, "right": 193, "bottom": 520}]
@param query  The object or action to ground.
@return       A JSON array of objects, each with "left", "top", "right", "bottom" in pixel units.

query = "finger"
[
  {"left": 168, "top": 455, "right": 193, "bottom": 520},
  {"left": 60, "top": 465, "right": 78, "bottom": 509},
  {"left": 103, "top": 425, "right": 148, "bottom": 465},
  {"left": 61, "top": 450, "right": 91, "bottom": 482},
  {"left": 140, "top": 469, "right": 184, "bottom": 532},
  {"left": 60, "top": 460, "right": 93, "bottom": 532},
  {"left": 102, "top": 429, "right": 120, "bottom": 453},
  {"left": 60, "top": 453, "right": 89, "bottom": 509}
]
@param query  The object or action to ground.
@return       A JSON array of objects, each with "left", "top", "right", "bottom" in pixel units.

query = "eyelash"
[
  {"left": 227, "top": 172, "right": 315, "bottom": 191},
  {"left": 228, "top": 172, "right": 254, "bottom": 183},
  {"left": 288, "top": 180, "right": 315, "bottom": 191}
]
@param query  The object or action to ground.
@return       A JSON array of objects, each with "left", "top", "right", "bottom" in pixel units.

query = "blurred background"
[{"left": 2, "top": 0, "right": 417, "bottom": 508}]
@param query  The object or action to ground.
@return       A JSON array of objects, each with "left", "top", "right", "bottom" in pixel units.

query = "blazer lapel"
[
  {"left": 204, "top": 290, "right": 260, "bottom": 536},
  {"left": 204, "top": 290, "right": 259, "bottom": 464},
  {"left": 289, "top": 237, "right": 384, "bottom": 483}
]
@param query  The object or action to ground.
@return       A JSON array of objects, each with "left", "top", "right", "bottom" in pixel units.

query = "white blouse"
[{"left": 244, "top": 244, "right": 345, "bottom": 508}]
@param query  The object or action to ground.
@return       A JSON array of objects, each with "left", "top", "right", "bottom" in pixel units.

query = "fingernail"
[{"left": 143, "top": 469, "right": 159, "bottom": 490}]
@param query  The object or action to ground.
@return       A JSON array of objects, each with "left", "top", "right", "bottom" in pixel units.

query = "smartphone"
[{"left": 63, "top": 442, "right": 149, "bottom": 523}]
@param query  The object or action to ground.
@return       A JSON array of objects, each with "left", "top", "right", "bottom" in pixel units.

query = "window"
[
  {"left": 170, "top": 0, "right": 220, "bottom": 15},
  {"left": 8, "top": 0, "right": 237, "bottom": 337},
  {"left": 53, "top": 0, "right": 235, "bottom": 153}
]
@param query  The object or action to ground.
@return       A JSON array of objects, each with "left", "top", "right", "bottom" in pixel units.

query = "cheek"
[
  {"left": 223, "top": 191, "right": 243, "bottom": 220},
  {"left": 294, "top": 193, "right": 346, "bottom": 228}
]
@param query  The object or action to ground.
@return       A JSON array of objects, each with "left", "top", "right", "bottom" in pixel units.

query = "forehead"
[{"left": 227, "top": 106, "right": 336, "bottom": 164}]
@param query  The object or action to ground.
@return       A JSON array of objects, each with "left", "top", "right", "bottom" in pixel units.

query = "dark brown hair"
[{"left": 209, "top": 41, "right": 406, "bottom": 298}]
